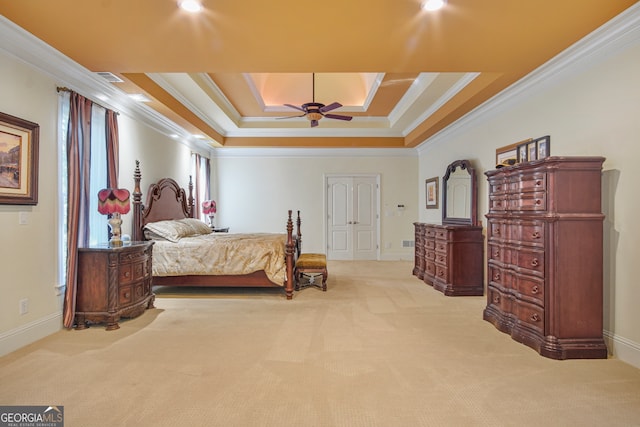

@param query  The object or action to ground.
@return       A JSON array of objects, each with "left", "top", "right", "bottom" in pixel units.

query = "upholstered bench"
[{"left": 295, "top": 253, "right": 328, "bottom": 292}]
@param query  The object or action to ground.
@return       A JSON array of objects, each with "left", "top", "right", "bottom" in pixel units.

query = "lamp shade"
[
  {"left": 98, "top": 188, "right": 131, "bottom": 215},
  {"left": 202, "top": 200, "right": 216, "bottom": 215}
]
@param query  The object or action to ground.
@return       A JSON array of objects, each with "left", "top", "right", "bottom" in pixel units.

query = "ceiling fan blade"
[
  {"left": 276, "top": 113, "right": 306, "bottom": 119},
  {"left": 310, "top": 120, "right": 319, "bottom": 127},
  {"left": 324, "top": 113, "right": 353, "bottom": 121},
  {"left": 284, "top": 103, "right": 305, "bottom": 112},
  {"left": 319, "top": 102, "right": 342, "bottom": 113}
]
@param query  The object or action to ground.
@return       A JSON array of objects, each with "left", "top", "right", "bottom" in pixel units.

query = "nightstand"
[{"left": 74, "top": 241, "right": 154, "bottom": 330}]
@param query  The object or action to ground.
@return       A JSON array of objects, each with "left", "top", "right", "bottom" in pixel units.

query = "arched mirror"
[{"left": 442, "top": 159, "right": 478, "bottom": 226}]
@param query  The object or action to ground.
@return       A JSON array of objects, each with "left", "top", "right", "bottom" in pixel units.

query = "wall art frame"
[
  {"left": 0, "top": 112, "right": 39, "bottom": 205},
  {"left": 425, "top": 176, "right": 439, "bottom": 209}
]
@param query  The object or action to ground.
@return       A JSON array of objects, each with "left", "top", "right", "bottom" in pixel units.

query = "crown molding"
[
  {"left": 213, "top": 147, "right": 417, "bottom": 158},
  {"left": 416, "top": 3, "right": 640, "bottom": 154},
  {"left": 0, "top": 16, "right": 210, "bottom": 150}
]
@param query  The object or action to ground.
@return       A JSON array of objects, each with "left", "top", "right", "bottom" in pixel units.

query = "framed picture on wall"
[
  {"left": 425, "top": 177, "right": 438, "bottom": 209},
  {"left": 0, "top": 112, "right": 39, "bottom": 205}
]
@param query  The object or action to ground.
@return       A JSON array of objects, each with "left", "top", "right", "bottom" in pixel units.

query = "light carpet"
[{"left": 1, "top": 261, "right": 639, "bottom": 427}]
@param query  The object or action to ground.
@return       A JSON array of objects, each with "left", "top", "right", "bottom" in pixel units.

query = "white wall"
[
  {"left": 417, "top": 14, "right": 640, "bottom": 367},
  {"left": 0, "top": 50, "right": 61, "bottom": 350},
  {"left": 0, "top": 48, "right": 193, "bottom": 356},
  {"left": 213, "top": 150, "right": 418, "bottom": 259}
]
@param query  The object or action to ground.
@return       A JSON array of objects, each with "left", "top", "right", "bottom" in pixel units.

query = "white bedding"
[{"left": 150, "top": 232, "right": 287, "bottom": 285}]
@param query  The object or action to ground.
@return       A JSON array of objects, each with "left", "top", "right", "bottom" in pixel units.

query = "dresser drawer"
[
  {"left": 489, "top": 243, "right": 514, "bottom": 265},
  {"left": 514, "top": 248, "right": 545, "bottom": 276},
  {"left": 488, "top": 263, "right": 515, "bottom": 290},
  {"left": 512, "top": 221, "right": 545, "bottom": 246},
  {"left": 434, "top": 264, "right": 448, "bottom": 282},
  {"left": 425, "top": 239, "right": 435, "bottom": 250},
  {"left": 119, "top": 260, "right": 146, "bottom": 284},
  {"left": 488, "top": 285, "right": 513, "bottom": 315},
  {"left": 435, "top": 241, "right": 447, "bottom": 253},
  {"left": 424, "top": 261, "right": 436, "bottom": 277},
  {"left": 489, "top": 195, "right": 508, "bottom": 211},
  {"left": 425, "top": 249, "right": 435, "bottom": 261},
  {"left": 119, "top": 249, "right": 148, "bottom": 265},
  {"left": 516, "top": 275, "right": 545, "bottom": 306},
  {"left": 119, "top": 285, "right": 133, "bottom": 305},
  {"left": 515, "top": 300, "right": 544, "bottom": 334},
  {"left": 425, "top": 227, "right": 436, "bottom": 239},
  {"left": 515, "top": 173, "right": 546, "bottom": 193},
  {"left": 509, "top": 191, "right": 546, "bottom": 211},
  {"left": 434, "top": 252, "right": 447, "bottom": 266}
]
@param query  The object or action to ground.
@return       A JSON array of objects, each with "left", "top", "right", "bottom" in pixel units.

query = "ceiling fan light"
[
  {"left": 178, "top": 0, "right": 202, "bottom": 13},
  {"left": 422, "top": 0, "right": 446, "bottom": 11},
  {"left": 307, "top": 112, "right": 323, "bottom": 121}
]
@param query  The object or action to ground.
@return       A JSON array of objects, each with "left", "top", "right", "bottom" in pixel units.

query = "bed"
[{"left": 130, "top": 162, "right": 297, "bottom": 299}]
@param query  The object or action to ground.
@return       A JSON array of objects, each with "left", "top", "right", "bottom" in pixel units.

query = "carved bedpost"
[
  {"left": 188, "top": 175, "right": 195, "bottom": 218},
  {"left": 285, "top": 210, "right": 295, "bottom": 300},
  {"left": 132, "top": 160, "right": 142, "bottom": 242}
]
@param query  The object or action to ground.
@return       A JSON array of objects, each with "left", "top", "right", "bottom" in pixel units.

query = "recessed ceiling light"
[
  {"left": 422, "top": 0, "right": 447, "bottom": 11},
  {"left": 178, "top": 0, "right": 202, "bottom": 13}
]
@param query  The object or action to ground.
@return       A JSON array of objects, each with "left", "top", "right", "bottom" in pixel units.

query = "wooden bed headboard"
[{"left": 132, "top": 160, "right": 195, "bottom": 241}]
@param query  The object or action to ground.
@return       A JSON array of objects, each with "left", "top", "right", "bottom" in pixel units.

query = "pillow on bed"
[{"left": 144, "top": 218, "right": 211, "bottom": 242}]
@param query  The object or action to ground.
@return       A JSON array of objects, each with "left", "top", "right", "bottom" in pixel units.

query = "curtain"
[
  {"left": 62, "top": 92, "right": 120, "bottom": 329},
  {"left": 192, "top": 153, "right": 211, "bottom": 221},
  {"left": 106, "top": 109, "right": 119, "bottom": 187}
]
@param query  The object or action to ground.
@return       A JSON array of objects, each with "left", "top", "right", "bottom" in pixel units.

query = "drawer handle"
[
  {"left": 494, "top": 250, "right": 500, "bottom": 257},
  {"left": 531, "top": 258, "right": 539, "bottom": 267},
  {"left": 493, "top": 295, "right": 500, "bottom": 304},
  {"left": 531, "top": 285, "right": 539, "bottom": 294},
  {"left": 530, "top": 313, "right": 540, "bottom": 322},
  {"left": 495, "top": 201, "right": 501, "bottom": 207},
  {"left": 535, "top": 180, "right": 542, "bottom": 186},
  {"left": 494, "top": 272, "right": 500, "bottom": 281},
  {"left": 438, "top": 256, "right": 445, "bottom": 262},
  {"left": 124, "top": 271, "right": 130, "bottom": 278},
  {"left": 124, "top": 292, "right": 130, "bottom": 298},
  {"left": 532, "top": 231, "right": 540, "bottom": 239},
  {"left": 438, "top": 271, "right": 444, "bottom": 277},
  {"left": 535, "top": 199, "right": 542, "bottom": 205},
  {"left": 494, "top": 229, "right": 500, "bottom": 235}
]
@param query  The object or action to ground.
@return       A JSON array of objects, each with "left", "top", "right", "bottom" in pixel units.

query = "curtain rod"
[{"left": 56, "top": 86, "right": 119, "bottom": 115}]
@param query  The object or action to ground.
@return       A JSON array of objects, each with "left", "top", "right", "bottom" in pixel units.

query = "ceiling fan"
[{"left": 279, "top": 73, "right": 353, "bottom": 127}]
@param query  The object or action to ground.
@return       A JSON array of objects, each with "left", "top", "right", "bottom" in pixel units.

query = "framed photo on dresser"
[{"left": 535, "top": 135, "right": 551, "bottom": 159}]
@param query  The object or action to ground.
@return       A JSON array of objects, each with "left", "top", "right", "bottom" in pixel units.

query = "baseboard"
[
  {"left": 603, "top": 330, "right": 640, "bottom": 370},
  {"left": 0, "top": 312, "right": 62, "bottom": 357}
]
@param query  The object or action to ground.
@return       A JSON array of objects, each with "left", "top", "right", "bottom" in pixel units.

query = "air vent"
[
  {"left": 402, "top": 240, "right": 415, "bottom": 248},
  {"left": 96, "top": 72, "right": 123, "bottom": 83}
]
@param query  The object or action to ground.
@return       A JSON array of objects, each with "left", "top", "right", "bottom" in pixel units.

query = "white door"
[{"left": 326, "top": 175, "right": 379, "bottom": 260}]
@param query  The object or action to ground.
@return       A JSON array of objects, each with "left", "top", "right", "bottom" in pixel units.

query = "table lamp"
[{"left": 98, "top": 188, "right": 131, "bottom": 246}]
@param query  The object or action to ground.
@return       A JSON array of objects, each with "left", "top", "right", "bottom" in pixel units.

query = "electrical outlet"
[{"left": 19, "top": 298, "right": 28, "bottom": 315}]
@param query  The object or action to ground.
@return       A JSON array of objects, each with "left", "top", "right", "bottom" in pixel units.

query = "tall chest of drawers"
[
  {"left": 75, "top": 241, "right": 154, "bottom": 330},
  {"left": 413, "top": 223, "right": 484, "bottom": 296},
  {"left": 483, "top": 156, "right": 607, "bottom": 359}
]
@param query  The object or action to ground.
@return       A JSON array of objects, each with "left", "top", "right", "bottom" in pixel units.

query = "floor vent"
[
  {"left": 96, "top": 72, "right": 124, "bottom": 83},
  {"left": 402, "top": 240, "right": 415, "bottom": 248}
]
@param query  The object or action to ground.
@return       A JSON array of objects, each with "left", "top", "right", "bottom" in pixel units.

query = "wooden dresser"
[
  {"left": 75, "top": 241, "right": 154, "bottom": 330},
  {"left": 413, "top": 223, "right": 484, "bottom": 296},
  {"left": 484, "top": 156, "right": 607, "bottom": 359}
]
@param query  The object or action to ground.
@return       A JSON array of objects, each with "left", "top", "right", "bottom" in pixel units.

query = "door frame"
[{"left": 324, "top": 173, "right": 381, "bottom": 260}]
